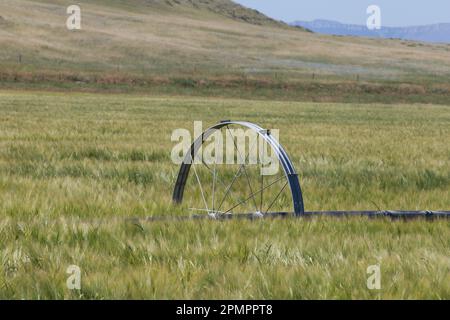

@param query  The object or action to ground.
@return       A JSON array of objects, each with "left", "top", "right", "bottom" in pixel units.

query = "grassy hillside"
[
  {"left": 0, "top": 91, "right": 449, "bottom": 298},
  {"left": 1, "top": 0, "right": 450, "bottom": 102}
]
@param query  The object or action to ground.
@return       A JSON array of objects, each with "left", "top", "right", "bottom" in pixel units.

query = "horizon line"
[{"left": 287, "top": 18, "right": 450, "bottom": 29}]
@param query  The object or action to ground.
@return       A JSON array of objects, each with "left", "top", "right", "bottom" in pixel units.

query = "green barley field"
[{"left": 0, "top": 91, "right": 449, "bottom": 299}]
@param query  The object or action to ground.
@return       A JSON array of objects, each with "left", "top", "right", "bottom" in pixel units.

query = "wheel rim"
[{"left": 173, "top": 121, "right": 304, "bottom": 217}]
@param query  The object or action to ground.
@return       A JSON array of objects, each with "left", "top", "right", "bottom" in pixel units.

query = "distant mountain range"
[{"left": 291, "top": 19, "right": 450, "bottom": 43}]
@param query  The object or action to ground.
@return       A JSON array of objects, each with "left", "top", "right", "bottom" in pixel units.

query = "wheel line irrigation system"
[{"left": 151, "top": 120, "right": 450, "bottom": 222}]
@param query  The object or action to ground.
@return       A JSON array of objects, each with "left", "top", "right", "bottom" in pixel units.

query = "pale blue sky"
[{"left": 233, "top": 0, "right": 450, "bottom": 26}]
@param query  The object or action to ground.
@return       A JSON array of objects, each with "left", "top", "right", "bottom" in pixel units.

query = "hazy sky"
[{"left": 233, "top": 0, "right": 450, "bottom": 26}]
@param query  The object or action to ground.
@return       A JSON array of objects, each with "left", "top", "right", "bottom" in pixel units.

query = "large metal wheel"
[{"left": 173, "top": 120, "right": 304, "bottom": 217}]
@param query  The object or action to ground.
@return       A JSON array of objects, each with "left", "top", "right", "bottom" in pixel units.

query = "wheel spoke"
[
  {"left": 191, "top": 156, "right": 209, "bottom": 213},
  {"left": 260, "top": 169, "right": 264, "bottom": 212},
  {"left": 217, "top": 126, "right": 260, "bottom": 212},
  {"left": 260, "top": 148, "right": 264, "bottom": 212},
  {"left": 265, "top": 181, "right": 288, "bottom": 214},
  {"left": 189, "top": 208, "right": 225, "bottom": 214},
  {"left": 212, "top": 160, "right": 216, "bottom": 211},
  {"left": 223, "top": 175, "right": 285, "bottom": 214},
  {"left": 200, "top": 160, "right": 241, "bottom": 208},
  {"left": 216, "top": 164, "right": 243, "bottom": 212},
  {"left": 226, "top": 126, "right": 259, "bottom": 211}
]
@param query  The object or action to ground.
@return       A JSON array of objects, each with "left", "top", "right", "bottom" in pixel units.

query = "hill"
[
  {"left": 0, "top": 0, "right": 450, "bottom": 102},
  {"left": 84, "top": 0, "right": 289, "bottom": 27},
  {"left": 291, "top": 19, "right": 450, "bottom": 44}
]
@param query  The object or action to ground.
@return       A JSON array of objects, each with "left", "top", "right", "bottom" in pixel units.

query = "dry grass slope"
[{"left": 1, "top": 0, "right": 450, "bottom": 87}]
